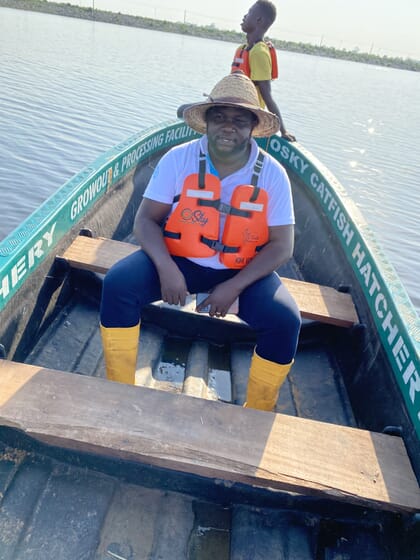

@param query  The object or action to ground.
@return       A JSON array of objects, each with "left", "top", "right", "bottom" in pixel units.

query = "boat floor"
[{"left": 0, "top": 260, "right": 416, "bottom": 559}]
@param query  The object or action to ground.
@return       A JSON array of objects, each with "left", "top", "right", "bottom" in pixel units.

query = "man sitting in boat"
[{"left": 100, "top": 72, "right": 301, "bottom": 412}]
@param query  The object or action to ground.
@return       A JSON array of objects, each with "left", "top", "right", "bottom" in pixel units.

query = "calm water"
[{"left": 0, "top": 8, "right": 419, "bottom": 312}]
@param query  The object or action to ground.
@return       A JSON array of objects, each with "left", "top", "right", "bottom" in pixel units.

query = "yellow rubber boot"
[
  {"left": 100, "top": 323, "right": 140, "bottom": 385},
  {"left": 244, "top": 351, "right": 293, "bottom": 411}
]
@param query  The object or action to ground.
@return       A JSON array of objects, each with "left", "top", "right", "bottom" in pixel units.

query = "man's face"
[
  {"left": 241, "top": 3, "right": 262, "bottom": 33},
  {"left": 206, "top": 106, "right": 255, "bottom": 159}
]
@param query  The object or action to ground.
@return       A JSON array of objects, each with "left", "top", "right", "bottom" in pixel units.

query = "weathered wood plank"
[
  {"left": 1, "top": 360, "right": 418, "bottom": 513},
  {"left": 280, "top": 277, "right": 358, "bottom": 327},
  {"left": 61, "top": 236, "right": 359, "bottom": 327}
]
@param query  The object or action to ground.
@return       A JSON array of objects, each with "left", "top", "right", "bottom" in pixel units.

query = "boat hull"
[{"left": 0, "top": 121, "right": 419, "bottom": 558}]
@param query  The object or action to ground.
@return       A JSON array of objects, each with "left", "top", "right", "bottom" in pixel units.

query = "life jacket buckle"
[
  {"left": 218, "top": 202, "right": 231, "bottom": 214},
  {"left": 205, "top": 239, "right": 225, "bottom": 252}
]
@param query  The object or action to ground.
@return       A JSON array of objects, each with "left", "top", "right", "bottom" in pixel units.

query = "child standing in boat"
[
  {"left": 232, "top": 0, "right": 296, "bottom": 142},
  {"left": 177, "top": 1, "right": 295, "bottom": 142}
]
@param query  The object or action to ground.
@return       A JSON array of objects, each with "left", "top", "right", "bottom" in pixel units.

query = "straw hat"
[{"left": 183, "top": 73, "right": 280, "bottom": 138}]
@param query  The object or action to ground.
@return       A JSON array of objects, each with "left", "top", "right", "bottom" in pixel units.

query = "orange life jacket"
[
  {"left": 231, "top": 41, "right": 278, "bottom": 80},
  {"left": 163, "top": 151, "right": 269, "bottom": 269}
]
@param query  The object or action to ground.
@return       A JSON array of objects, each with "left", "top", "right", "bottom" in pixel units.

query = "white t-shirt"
[{"left": 144, "top": 136, "right": 294, "bottom": 269}]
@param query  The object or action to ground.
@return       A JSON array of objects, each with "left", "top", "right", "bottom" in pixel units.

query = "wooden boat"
[{"left": 0, "top": 120, "right": 419, "bottom": 559}]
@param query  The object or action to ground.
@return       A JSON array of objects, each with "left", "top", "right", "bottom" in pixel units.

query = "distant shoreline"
[{"left": 1, "top": 0, "right": 419, "bottom": 72}]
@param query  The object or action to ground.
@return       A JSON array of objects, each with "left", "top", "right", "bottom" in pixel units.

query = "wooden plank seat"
[
  {"left": 61, "top": 235, "right": 359, "bottom": 327},
  {"left": 0, "top": 359, "right": 419, "bottom": 513}
]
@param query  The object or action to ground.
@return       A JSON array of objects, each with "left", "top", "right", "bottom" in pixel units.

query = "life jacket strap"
[
  {"left": 249, "top": 150, "right": 265, "bottom": 201},
  {"left": 198, "top": 198, "right": 221, "bottom": 209},
  {"left": 163, "top": 230, "right": 181, "bottom": 240},
  {"left": 198, "top": 151, "right": 206, "bottom": 188},
  {"left": 199, "top": 199, "right": 250, "bottom": 217},
  {"left": 201, "top": 236, "right": 266, "bottom": 255},
  {"left": 219, "top": 201, "right": 250, "bottom": 217},
  {"left": 252, "top": 150, "right": 265, "bottom": 185},
  {"left": 201, "top": 236, "right": 239, "bottom": 254}
]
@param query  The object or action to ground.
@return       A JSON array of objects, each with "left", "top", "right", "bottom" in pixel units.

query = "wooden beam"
[
  {"left": 1, "top": 360, "right": 418, "bottom": 513},
  {"left": 61, "top": 236, "right": 359, "bottom": 327}
]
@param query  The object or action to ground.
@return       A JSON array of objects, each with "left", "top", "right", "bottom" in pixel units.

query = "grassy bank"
[{"left": 1, "top": 0, "right": 419, "bottom": 72}]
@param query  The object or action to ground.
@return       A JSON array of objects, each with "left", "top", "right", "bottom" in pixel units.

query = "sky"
[{"left": 57, "top": 0, "right": 420, "bottom": 59}]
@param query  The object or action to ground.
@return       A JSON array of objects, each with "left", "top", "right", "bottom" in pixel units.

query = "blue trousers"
[{"left": 100, "top": 250, "right": 301, "bottom": 364}]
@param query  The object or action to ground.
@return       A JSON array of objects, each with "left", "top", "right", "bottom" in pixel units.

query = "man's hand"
[
  {"left": 135, "top": 198, "right": 189, "bottom": 306},
  {"left": 281, "top": 129, "right": 296, "bottom": 142},
  {"left": 256, "top": 81, "right": 296, "bottom": 142},
  {"left": 196, "top": 281, "right": 240, "bottom": 318},
  {"left": 158, "top": 261, "right": 189, "bottom": 306}
]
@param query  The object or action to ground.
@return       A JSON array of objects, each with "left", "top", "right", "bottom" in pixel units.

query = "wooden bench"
[
  {"left": 0, "top": 359, "right": 419, "bottom": 513},
  {"left": 61, "top": 235, "right": 359, "bottom": 327}
]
